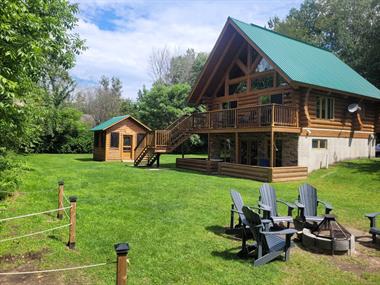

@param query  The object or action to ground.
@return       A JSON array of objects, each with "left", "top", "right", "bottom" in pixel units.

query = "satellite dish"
[{"left": 348, "top": 103, "right": 361, "bottom": 113}]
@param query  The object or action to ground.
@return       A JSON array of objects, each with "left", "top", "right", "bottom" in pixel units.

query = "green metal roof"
[
  {"left": 91, "top": 115, "right": 129, "bottom": 131},
  {"left": 231, "top": 18, "right": 380, "bottom": 100}
]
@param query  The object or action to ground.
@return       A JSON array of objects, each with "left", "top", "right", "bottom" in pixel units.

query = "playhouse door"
[{"left": 122, "top": 135, "right": 133, "bottom": 160}]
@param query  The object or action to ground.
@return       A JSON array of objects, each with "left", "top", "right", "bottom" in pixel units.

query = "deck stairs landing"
[{"left": 134, "top": 115, "right": 193, "bottom": 167}]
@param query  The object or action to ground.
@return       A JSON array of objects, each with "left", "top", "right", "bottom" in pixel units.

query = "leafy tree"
[
  {"left": 0, "top": 0, "right": 85, "bottom": 151},
  {"left": 268, "top": 0, "right": 380, "bottom": 87},
  {"left": 137, "top": 83, "right": 195, "bottom": 129},
  {"left": 120, "top": 98, "right": 138, "bottom": 117},
  {"left": 189, "top": 52, "right": 208, "bottom": 86},
  {"left": 169, "top": 49, "right": 196, "bottom": 84}
]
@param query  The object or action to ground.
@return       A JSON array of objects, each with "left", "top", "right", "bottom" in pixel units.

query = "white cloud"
[{"left": 70, "top": 0, "right": 302, "bottom": 99}]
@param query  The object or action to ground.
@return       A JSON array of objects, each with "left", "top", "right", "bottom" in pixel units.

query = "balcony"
[{"left": 192, "top": 104, "right": 299, "bottom": 131}]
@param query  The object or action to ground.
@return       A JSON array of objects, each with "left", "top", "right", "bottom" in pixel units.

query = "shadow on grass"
[
  {"left": 211, "top": 246, "right": 251, "bottom": 262},
  {"left": 205, "top": 225, "right": 243, "bottom": 242},
  {"left": 355, "top": 235, "right": 380, "bottom": 250},
  {"left": 339, "top": 160, "right": 380, "bottom": 178},
  {"left": 75, "top": 158, "right": 93, "bottom": 162}
]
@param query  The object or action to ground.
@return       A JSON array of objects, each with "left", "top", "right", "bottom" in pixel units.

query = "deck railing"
[
  {"left": 192, "top": 104, "right": 298, "bottom": 130},
  {"left": 145, "top": 104, "right": 298, "bottom": 149}
]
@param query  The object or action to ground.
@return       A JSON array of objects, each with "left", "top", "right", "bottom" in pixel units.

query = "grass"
[{"left": 0, "top": 154, "right": 379, "bottom": 284}]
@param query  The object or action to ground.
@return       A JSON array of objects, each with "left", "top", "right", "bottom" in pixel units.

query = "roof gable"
[
  {"left": 231, "top": 18, "right": 380, "bottom": 100},
  {"left": 91, "top": 115, "right": 151, "bottom": 131},
  {"left": 188, "top": 17, "right": 380, "bottom": 102}
]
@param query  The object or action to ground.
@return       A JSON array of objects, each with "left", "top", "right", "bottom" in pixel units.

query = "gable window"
[
  {"left": 312, "top": 139, "right": 327, "bottom": 149},
  {"left": 251, "top": 75, "right": 274, "bottom": 90},
  {"left": 316, "top": 96, "right": 334, "bottom": 119},
  {"left": 229, "top": 64, "right": 245, "bottom": 79},
  {"left": 110, "top": 132, "right": 119, "bottom": 148},
  {"left": 259, "top": 94, "right": 283, "bottom": 105},
  {"left": 276, "top": 75, "right": 288, "bottom": 87},
  {"left": 229, "top": 81, "right": 247, "bottom": 95},
  {"left": 255, "top": 58, "right": 274, "bottom": 73}
]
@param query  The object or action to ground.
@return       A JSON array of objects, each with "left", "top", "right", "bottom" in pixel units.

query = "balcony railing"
[
  {"left": 192, "top": 104, "right": 298, "bottom": 130},
  {"left": 153, "top": 104, "right": 298, "bottom": 148}
]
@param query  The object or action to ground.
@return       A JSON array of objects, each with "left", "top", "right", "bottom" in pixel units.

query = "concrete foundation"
[{"left": 298, "top": 136, "right": 376, "bottom": 172}]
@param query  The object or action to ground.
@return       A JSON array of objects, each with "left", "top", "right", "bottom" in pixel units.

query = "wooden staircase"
[{"left": 134, "top": 115, "right": 193, "bottom": 167}]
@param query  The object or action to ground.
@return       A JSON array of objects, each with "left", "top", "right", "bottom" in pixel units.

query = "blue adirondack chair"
[
  {"left": 365, "top": 212, "right": 380, "bottom": 243},
  {"left": 258, "top": 183, "right": 295, "bottom": 227},
  {"left": 296, "top": 183, "right": 333, "bottom": 224},
  {"left": 242, "top": 206, "right": 297, "bottom": 266},
  {"left": 230, "top": 190, "right": 252, "bottom": 255}
]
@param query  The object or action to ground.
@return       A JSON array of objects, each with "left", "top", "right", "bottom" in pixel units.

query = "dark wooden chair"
[
  {"left": 296, "top": 183, "right": 333, "bottom": 224},
  {"left": 365, "top": 212, "right": 380, "bottom": 243},
  {"left": 242, "top": 206, "right": 297, "bottom": 266},
  {"left": 258, "top": 183, "right": 295, "bottom": 227},
  {"left": 230, "top": 189, "right": 260, "bottom": 255}
]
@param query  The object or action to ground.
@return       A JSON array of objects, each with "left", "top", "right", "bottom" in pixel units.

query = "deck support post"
[
  {"left": 57, "top": 181, "right": 64, "bottom": 220},
  {"left": 207, "top": 133, "right": 211, "bottom": 160},
  {"left": 115, "top": 243, "right": 129, "bottom": 285},
  {"left": 270, "top": 131, "right": 274, "bottom": 168},
  {"left": 68, "top": 196, "right": 77, "bottom": 249},
  {"left": 181, "top": 144, "right": 184, "bottom": 159},
  {"left": 235, "top": 132, "right": 239, "bottom": 164}
]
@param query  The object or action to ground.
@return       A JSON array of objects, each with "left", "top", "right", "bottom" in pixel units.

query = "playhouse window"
[{"left": 110, "top": 132, "right": 119, "bottom": 148}]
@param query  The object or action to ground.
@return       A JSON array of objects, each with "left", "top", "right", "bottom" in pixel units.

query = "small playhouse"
[{"left": 91, "top": 115, "right": 151, "bottom": 161}]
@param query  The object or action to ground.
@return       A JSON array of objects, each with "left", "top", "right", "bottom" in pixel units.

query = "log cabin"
[
  {"left": 134, "top": 17, "right": 380, "bottom": 182},
  {"left": 92, "top": 115, "right": 151, "bottom": 161}
]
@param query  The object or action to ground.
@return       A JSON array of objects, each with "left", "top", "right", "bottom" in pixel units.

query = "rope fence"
[
  {"left": 0, "top": 206, "right": 71, "bottom": 223},
  {"left": 0, "top": 262, "right": 110, "bottom": 275},
  {"left": 0, "top": 180, "right": 131, "bottom": 284},
  {"left": 0, "top": 223, "right": 71, "bottom": 243}
]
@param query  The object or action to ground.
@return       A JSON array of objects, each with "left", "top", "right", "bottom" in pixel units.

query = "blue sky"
[{"left": 70, "top": 0, "right": 303, "bottom": 99}]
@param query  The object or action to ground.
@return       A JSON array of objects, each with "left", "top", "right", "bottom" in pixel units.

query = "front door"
[{"left": 122, "top": 135, "right": 133, "bottom": 160}]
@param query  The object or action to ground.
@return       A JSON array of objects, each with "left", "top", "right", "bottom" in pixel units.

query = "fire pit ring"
[{"left": 301, "top": 215, "right": 355, "bottom": 255}]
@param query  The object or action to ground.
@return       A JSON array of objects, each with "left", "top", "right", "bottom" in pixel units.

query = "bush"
[{"left": 0, "top": 148, "right": 20, "bottom": 199}]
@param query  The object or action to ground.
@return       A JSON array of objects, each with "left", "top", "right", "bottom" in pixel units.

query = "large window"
[
  {"left": 251, "top": 75, "right": 273, "bottom": 90},
  {"left": 229, "top": 81, "right": 247, "bottom": 95},
  {"left": 259, "top": 94, "right": 283, "bottom": 105},
  {"left": 110, "top": 132, "right": 119, "bottom": 148},
  {"left": 316, "top": 96, "right": 334, "bottom": 119}
]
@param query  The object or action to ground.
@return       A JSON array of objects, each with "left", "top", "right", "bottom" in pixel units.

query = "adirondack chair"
[
  {"left": 230, "top": 190, "right": 257, "bottom": 255},
  {"left": 258, "top": 183, "right": 295, "bottom": 227},
  {"left": 296, "top": 183, "right": 333, "bottom": 224},
  {"left": 242, "top": 206, "right": 297, "bottom": 266},
  {"left": 365, "top": 212, "right": 380, "bottom": 243}
]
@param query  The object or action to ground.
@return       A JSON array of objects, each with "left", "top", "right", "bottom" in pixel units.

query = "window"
[
  {"left": 255, "top": 58, "right": 274, "bottom": 73},
  {"left": 316, "top": 96, "right": 334, "bottom": 119},
  {"left": 110, "top": 132, "right": 119, "bottom": 148},
  {"left": 229, "top": 81, "right": 247, "bottom": 95},
  {"left": 312, "top": 139, "right": 327, "bottom": 149},
  {"left": 251, "top": 76, "right": 273, "bottom": 90},
  {"left": 215, "top": 84, "right": 224, "bottom": 97},
  {"left": 276, "top": 75, "right": 288, "bottom": 87},
  {"left": 259, "top": 94, "right": 283, "bottom": 105},
  {"left": 221, "top": 101, "right": 237, "bottom": 109}
]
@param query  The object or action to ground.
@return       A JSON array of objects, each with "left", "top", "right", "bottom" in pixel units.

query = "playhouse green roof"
[
  {"left": 231, "top": 18, "right": 380, "bottom": 100},
  {"left": 91, "top": 115, "right": 129, "bottom": 131}
]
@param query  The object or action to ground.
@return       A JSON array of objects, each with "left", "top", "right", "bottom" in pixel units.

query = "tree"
[
  {"left": 148, "top": 47, "right": 171, "bottom": 83},
  {"left": 120, "top": 98, "right": 138, "bottom": 117},
  {"left": 137, "top": 83, "right": 195, "bottom": 129},
  {"left": 168, "top": 48, "right": 196, "bottom": 84},
  {"left": 189, "top": 52, "right": 208, "bottom": 86},
  {"left": 0, "top": 0, "right": 85, "bottom": 151},
  {"left": 268, "top": 0, "right": 380, "bottom": 88}
]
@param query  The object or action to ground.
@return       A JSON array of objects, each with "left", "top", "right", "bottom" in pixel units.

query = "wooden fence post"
[
  {"left": 57, "top": 181, "right": 64, "bottom": 220},
  {"left": 68, "top": 196, "right": 77, "bottom": 249},
  {"left": 115, "top": 243, "right": 130, "bottom": 285}
]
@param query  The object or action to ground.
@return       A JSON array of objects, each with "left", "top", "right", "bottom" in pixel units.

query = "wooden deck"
[{"left": 176, "top": 159, "right": 308, "bottom": 182}]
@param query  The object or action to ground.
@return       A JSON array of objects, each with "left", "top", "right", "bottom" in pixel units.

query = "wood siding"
[
  {"left": 94, "top": 118, "right": 148, "bottom": 161},
  {"left": 176, "top": 158, "right": 219, "bottom": 173}
]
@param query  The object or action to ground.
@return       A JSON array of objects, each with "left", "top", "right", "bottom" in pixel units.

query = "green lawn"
[{"left": 0, "top": 154, "right": 379, "bottom": 284}]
